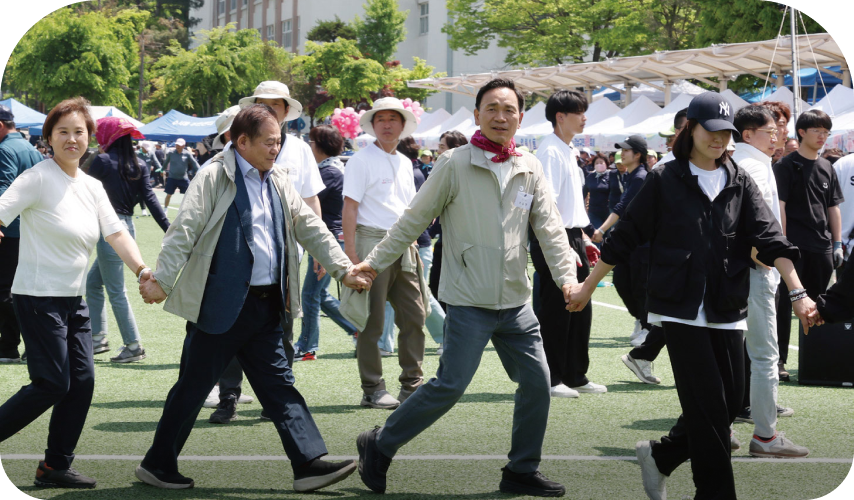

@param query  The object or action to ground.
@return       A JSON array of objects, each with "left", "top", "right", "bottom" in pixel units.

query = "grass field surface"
[{"left": 1, "top": 206, "right": 852, "bottom": 499}]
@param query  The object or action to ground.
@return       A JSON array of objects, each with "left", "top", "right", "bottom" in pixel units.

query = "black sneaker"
[
  {"left": 356, "top": 426, "right": 392, "bottom": 493},
  {"left": 209, "top": 398, "right": 237, "bottom": 424},
  {"left": 260, "top": 409, "right": 271, "bottom": 421},
  {"left": 135, "top": 462, "right": 194, "bottom": 489},
  {"left": 734, "top": 407, "right": 753, "bottom": 424},
  {"left": 499, "top": 467, "right": 565, "bottom": 497},
  {"left": 293, "top": 458, "right": 357, "bottom": 492},
  {"left": 0, "top": 350, "right": 21, "bottom": 363},
  {"left": 34, "top": 461, "right": 96, "bottom": 488}
]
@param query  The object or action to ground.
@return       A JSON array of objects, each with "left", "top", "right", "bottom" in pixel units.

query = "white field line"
[{"left": 0, "top": 454, "right": 849, "bottom": 464}]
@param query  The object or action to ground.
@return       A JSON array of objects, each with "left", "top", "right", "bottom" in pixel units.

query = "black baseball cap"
[
  {"left": 614, "top": 134, "right": 648, "bottom": 152},
  {"left": 687, "top": 92, "right": 739, "bottom": 135},
  {"left": 0, "top": 104, "right": 13, "bottom": 122}
]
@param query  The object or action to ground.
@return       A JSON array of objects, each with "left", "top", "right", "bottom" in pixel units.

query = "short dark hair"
[
  {"left": 545, "top": 90, "right": 588, "bottom": 126},
  {"left": 309, "top": 125, "right": 344, "bottom": 157},
  {"left": 370, "top": 109, "right": 404, "bottom": 124},
  {"left": 672, "top": 118, "right": 729, "bottom": 167},
  {"left": 795, "top": 109, "right": 833, "bottom": 143},
  {"left": 733, "top": 105, "right": 776, "bottom": 143},
  {"left": 230, "top": 104, "right": 279, "bottom": 143},
  {"left": 758, "top": 101, "right": 791, "bottom": 124},
  {"left": 439, "top": 130, "right": 468, "bottom": 149},
  {"left": 475, "top": 78, "right": 525, "bottom": 111},
  {"left": 1, "top": 120, "right": 14, "bottom": 130},
  {"left": 396, "top": 136, "right": 419, "bottom": 160},
  {"left": 591, "top": 152, "right": 609, "bottom": 166},
  {"left": 42, "top": 97, "right": 95, "bottom": 146},
  {"left": 674, "top": 108, "right": 688, "bottom": 129}
]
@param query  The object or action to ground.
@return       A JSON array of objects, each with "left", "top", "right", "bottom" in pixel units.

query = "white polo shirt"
[
  {"left": 833, "top": 154, "right": 854, "bottom": 258},
  {"left": 536, "top": 133, "right": 589, "bottom": 229},
  {"left": 343, "top": 142, "right": 416, "bottom": 230},
  {"left": 277, "top": 134, "right": 326, "bottom": 199}
]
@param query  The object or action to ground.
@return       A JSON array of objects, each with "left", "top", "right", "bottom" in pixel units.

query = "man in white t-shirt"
[
  {"left": 342, "top": 98, "right": 426, "bottom": 410},
  {"left": 832, "top": 153, "right": 854, "bottom": 260}
]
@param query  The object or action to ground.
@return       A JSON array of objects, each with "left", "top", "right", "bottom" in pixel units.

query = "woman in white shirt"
[{"left": 0, "top": 97, "right": 149, "bottom": 489}]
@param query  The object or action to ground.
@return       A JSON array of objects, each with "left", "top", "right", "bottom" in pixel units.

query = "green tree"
[
  {"left": 387, "top": 57, "right": 445, "bottom": 103},
  {"left": 691, "top": 0, "right": 822, "bottom": 46},
  {"left": 147, "top": 24, "right": 294, "bottom": 116},
  {"left": 4, "top": 7, "right": 147, "bottom": 113},
  {"left": 352, "top": 0, "right": 408, "bottom": 64},
  {"left": 307, "top": 16, "right": 358, "bottom": 43}
]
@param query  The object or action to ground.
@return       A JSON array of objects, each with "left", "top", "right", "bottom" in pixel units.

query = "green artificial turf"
[{"left": 1, "top": 209, "right": 851, "bottom": 499}]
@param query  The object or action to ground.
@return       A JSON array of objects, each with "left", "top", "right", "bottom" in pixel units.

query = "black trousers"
[
  {"left": 776, "top": 250, "right": 833, "bottom": 364},
  {"left": 612, "top": 246, "right": 652, "bottom": 330},
  {"left": 530, "top": 227, "right": 591, "bottom": 388},
  {"left": 144, "top": 292, "right": 325, "bottom": 475},
  {"left": 652, "top": 322, "right": 744, "bottom": 500},
  {"left": 0, "top": 295, "right": 94, "bottom": 470},
  {"left": 0, "top": 237, "right": 21, "bottom": 356},
  {"left": 628, "top": 325, "right": 666, "bottom": 361},
  {"left": 429, "top": 237, "right": 446, "bottom": 313}
]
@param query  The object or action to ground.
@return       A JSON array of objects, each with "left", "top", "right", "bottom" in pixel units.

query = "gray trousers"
[{"left": 375, "top": 303, "right": 551, "bottom": 474}]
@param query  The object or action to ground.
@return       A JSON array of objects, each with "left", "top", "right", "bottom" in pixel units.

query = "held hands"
[
  {"left": 345, "top": 262, "right": 378, "bottom": 292},
  {"left": 564, "top": 282, "right": 590, "bottom": 312},
  {"left": 792, "top": 295, "right": 820, "bottom": 334},
  {"left": 591, "top": 229, "right": 604, "bottom": 244},
  {"left": 139, "top": 272, "right": 167, "bottom": 304}
]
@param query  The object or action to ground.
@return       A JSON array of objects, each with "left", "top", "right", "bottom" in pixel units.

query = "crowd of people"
[{"left": 0, "top": 76, "right": 851, "bottom": 500}]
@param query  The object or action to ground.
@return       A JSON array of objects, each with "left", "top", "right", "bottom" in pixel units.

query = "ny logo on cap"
[{"left": 719, "top": 102, "right": 731, "bottom": 117}]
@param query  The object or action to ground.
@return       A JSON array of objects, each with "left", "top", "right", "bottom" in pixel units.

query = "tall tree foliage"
[
  {"left": 306, "top": 16, "right": 358, "bottom": 43},
  {"left": 691, "top": 0, "right": 822, "bottom": 46},
  {"left": 352, "top": 0, "right": 409, "bottom": 64},
  {"left": 4, "top": 7, "right": 147, "bottom": 113}
]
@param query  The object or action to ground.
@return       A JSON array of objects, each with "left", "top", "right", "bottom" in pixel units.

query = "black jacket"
[
  {"left": 600, "top": 157, "right": 799, "bottom": 324},
  {"left": 817, "top": 263, "right": 854, "bottom": 323}
]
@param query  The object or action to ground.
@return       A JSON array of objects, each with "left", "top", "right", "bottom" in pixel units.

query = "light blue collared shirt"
[{"left": 234, "top": 151, "right": 280, "bottom": 286}]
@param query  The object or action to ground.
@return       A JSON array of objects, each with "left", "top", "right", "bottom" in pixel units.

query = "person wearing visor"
[{"left": 569, "top": 92, "right": 817, "bottom": 500}]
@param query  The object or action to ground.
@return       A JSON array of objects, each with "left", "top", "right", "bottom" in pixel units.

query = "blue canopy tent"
[
  {"left": 138, "top": 110, "right": 217, "bottom": 142},
  {"left": 0, "top": 98, "right": 47, "bottom": 128},
  {"left": 740, "top": 66, "right": 843, "bottom": 104}
]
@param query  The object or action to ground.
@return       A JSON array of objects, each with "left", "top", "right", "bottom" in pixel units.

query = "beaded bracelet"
[
  {"left": 788, "top": 288, "right": 806, "bottom": 298},
  {"left": 790, "top": 292, "right": 808, "bottom": 303}
]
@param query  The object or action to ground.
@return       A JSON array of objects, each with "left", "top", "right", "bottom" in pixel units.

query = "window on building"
[
  {"left": 218, "top": 0, "right": 225, "bottom": 15},
  {"left": 266, "top": 24, "right": 274, "bottom": 40},
  {"left": 419, "top": 3, "right": 429, "bottom": 35},
  {"left": 282, "top": 19, "right": 292, "bottom": 48},
  {"left": 230, "top": 0, "right": 236, "bottom": 11},
  {"left": 243, "top": 0, "right": 248, "bottom": 6}
]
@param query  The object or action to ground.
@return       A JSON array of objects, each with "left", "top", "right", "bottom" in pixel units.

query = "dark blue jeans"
[
  {"left": 0, "top": 295, "right": 95, "bottom": 470},
  {"left": 144, "top": 292, "right": 327, "bottom": 474}
]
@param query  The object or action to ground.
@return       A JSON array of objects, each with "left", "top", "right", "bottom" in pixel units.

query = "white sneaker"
[
  {"left": 379, "top": 349, "right": 394, "bottom": 357},
  {"left": 631, "top": 328, "right": 650, "bottom": 348},
  {"left": 621, "top": 354, "right": 661, "bottom": 384},
  {"left": 571, "top": 381, "right": 607, "bottom": 394},
  {"left": 749, "top": 432, "right": 809, "bottom": 458},
  {"left": 203, "top": 386, "right": 220, "bottom": 408},
  {"left": 549, "top": 384, "right": 579, "bottom": 398},
  {"left": 360, "top": 389, "right": 400, "bottom": 409},
  {"left": 141, "top": 209, "right": 150, "bottom": 216},
  {"left": 636, "top": 440, "right": 666, "bottom": 500},
  {"left": 237, "top": 394, "right": 254, "bottom": 404},
  {"left": 436, "top": 344, "right": 443, "bottom": 356},
  {"left": 629, "top": 320, "right": 641, "bottom": 343}
]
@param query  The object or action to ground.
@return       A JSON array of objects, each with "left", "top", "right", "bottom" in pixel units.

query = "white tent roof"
[
  {"left": 583, "top": 96, "right": 661, "bottom": 136},
  {"left": 520, "top": 102, "right": 547, "bottom": 128},
  {"left": 811, "top": 85, "right": 854, "bottom": 118},
  {"left": 592, "top": 80, "right": 706, "bottom": 106},
  {"left": 516, "top": 98, "right": 623, "bottom": 150},
  {"left": 761, "top": 86, "right": 811, "bottom": 113},
  {"left": 90, "top": 106, "right": 144, "bottom": 129},
  {"left": 720, "top": 90, "right": 750, "bottom": 111},
  {"left": 585, "top": 98, "right": 622, "bottom": 126},
  {"left": 413, "top": 109, "right": 452, "bottom": 134}
]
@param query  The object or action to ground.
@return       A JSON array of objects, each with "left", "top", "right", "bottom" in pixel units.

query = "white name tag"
[{"left": 514, "top": 189, "right": 533, "bottom": 210}]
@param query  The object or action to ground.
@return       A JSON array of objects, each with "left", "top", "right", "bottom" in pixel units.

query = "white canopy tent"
[
  {"left": 720, "top": 90, "right": 750, "bottom": 111},
  {"left": 577, "top": 96, "right": 661, "bottom": 151},
  {"left": 592, "top": 80, "right": 706, "bottom": 107},
  {"left": 516, "top": 98, "right": 621, "bottom": 150},
  {"left": 414, "top": 109, "right": 452, "bottom": 134},
  {"left": 607, "top": 93, "right": 696, "bottom": 152},
  {"left": 811, "top": 84, "right": 854, "bottom": 117},
  {"left": 90, "top": 106, "right": 145, "bottom": 129}
]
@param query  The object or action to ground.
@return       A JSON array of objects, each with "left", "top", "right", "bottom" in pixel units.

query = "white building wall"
[{"left": 190, "top": 0, "right": 511, "bottom": 114}]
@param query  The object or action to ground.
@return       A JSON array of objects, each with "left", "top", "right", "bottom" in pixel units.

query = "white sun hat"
[
  {"left": 359, "top": 97, "right": 418, "bottom": 139},
  {"left": 212, "top": 105, "right": 241, "bottom": 149},
  {"left": 238, "top": 81, "right": 303, "bottom": 122}
]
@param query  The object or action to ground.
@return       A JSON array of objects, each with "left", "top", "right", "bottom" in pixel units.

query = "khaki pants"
[{"left": 357, "top": 255, "right": 426, "bottom": 395}]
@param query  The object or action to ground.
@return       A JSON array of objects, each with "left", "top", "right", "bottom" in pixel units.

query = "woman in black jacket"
[{"left": 568, "top": 92, "right": 816, "bottom": 500}]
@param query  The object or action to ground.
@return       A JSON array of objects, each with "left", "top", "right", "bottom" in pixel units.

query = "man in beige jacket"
[{"left": 352, "top": 79, "right": 579, "bottom": 497}]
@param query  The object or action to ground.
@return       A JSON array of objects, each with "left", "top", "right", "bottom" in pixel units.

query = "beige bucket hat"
[
  {"left": 359, "top": 97, "right": 418, "bottom": 139},
  {"left": 212, "top": 105, "right": 241, "bottom": 149},
  {"left": 239, "top": 81, "right": 303, "bottom": 122}
]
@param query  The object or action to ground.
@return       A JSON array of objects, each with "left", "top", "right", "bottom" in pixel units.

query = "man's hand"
[
  {"left": 350, "top": 261, "right": 378, "bottom": 280},
  {"left": 792, "top": 295, "right": 818, "bottom": 334},
  {"left": 313, "top": 259, "right": 327, "bottom": 280},
  {"left": 591, "top": 229, "right": 604, "bottom": 244},
  {"left": 832, "top": 242, "right": 844, "bottom": 268},
  {"left": 584, "top": 240, "right": 600, "bottom": 267},
  {"left": 564, "top": 282, "right": 590, "bottom": 311},
  {"left": 343, "top": 271, "right": 373, "bottom": 291},
  {"left": 139, "top": 274, "right": 167, "bottom": 304},
  {"left": 0, "top": 228, "right": 4, "bottom": 244},
  {"left": 807, "top": 308, "right": 825, "bottom": 328}
]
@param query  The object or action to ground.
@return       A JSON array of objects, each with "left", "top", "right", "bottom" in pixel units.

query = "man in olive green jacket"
[{"left": 352, "top": 79, "right": 579, "bottom": 497}]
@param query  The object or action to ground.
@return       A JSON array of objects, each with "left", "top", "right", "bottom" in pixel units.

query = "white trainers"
[
  {"left": 636, "top": 440, "right": 666, "bottom": 500},
  {"left": 203, "top": 385, "right": 253, "bottom": 408},
  {"left": 571, "top": 381, "right": 607, "bottom": 394},
  {"left": 360, "top": 389, "right": 400, "bottom": 409},
  {"left": 379, "top": 349, "right": 394, "bottom": 357},
  {"left": 549, "top": 384, "right": 580, "bottom": 398},
  {"left": 621, "top": 354, "right": 661, "bottom": 384},
  {"left": 631, "top": 327, "right": 650, "bottom": 348},
  {"left": 141, "top": 209, "right": 150, "bottom": 216},
  {"left": 748, "top": 432, "right": 809, "bottom": 458}
]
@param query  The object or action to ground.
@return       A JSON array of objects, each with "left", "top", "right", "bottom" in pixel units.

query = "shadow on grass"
[
  {"left": 16, "top": 484, "right": 348, "bottom": 500},
  {"left": 621, "top": 418, "right": 676, "bottom": 432},
  {"left": 458, "top": 392, "right": 515, "bottom": 403},
  {"left": 338, "top": 487, "right": 519, "bottom": 499},
  {"left": 588, "top": 340, "right": 629, "bottom": 349},
  {"left": 95, "top": 362, "right": 180, "bottom": 371},
  {"left": 90, "top": 400, "right": 165, "bottom": 410},
  {"left": 604, "top": 382, "right": 675, "bottom": 393},
  {"left": 315, "top": 352, "right": 358, "bottom": 361},
  {"left": 593, "top": 445, "right": 638, "bottom": 457}
]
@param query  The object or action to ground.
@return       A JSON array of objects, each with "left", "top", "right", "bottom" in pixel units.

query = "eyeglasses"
[
  {"left": 807, "top": 128, "right": 830, "bottom": 137},
  {"left": 751, "top": 128, "right": 778, "bottom": 137}
]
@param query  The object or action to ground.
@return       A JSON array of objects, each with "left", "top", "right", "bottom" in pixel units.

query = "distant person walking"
[{"left": 162, "top": 138, "right": 199, "bottom": 209}]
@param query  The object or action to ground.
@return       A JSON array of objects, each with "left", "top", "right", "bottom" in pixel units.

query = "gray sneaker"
[
  {"left": 92, "top": 337, "right": 110, "bottom": 355},
  {"left": 111, "top": 345, "right": 146, "bottom": 363},
  {"left": 636, "top": 440, "right": 666, "bottom": 500},
  {"left": 748, "top": 432, "right": 809, "bottom": 458},
  {"left": 777, "top": 404, "right": 794, "bottom": 417},
  {"left": 360, "top": 390, "right": 400, "bottom": 409},
  {"left": 621, "top": 354, "right": 661, "bottom": 384}
]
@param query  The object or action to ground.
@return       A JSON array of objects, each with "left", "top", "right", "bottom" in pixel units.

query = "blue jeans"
[
  {"left": 376, "top": 303, "right": 550, "bottom": 473},
  {"left": 86, "top": 215, "right": 140, "bottom": 346},
  {"left": 380, "top": 245, "right": 445, "bottom": 351},
  {"left": 295, "top": 241, "right": 357, "bottom": 353}
]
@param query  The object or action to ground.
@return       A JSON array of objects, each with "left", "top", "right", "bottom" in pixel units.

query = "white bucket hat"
[
  {"left": 213, "top": 105, "right": 241, "bottom": 149},
  {"left": 359, "top": 97, "right": 418, "bottom": 139},
  {"left": 239, "top": 81, "right": 303, "bottom": 122}
]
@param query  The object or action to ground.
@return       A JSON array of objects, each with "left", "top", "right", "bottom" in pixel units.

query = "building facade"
[{"left": 190, "top": 0, "right": 510, "bottom": 113}]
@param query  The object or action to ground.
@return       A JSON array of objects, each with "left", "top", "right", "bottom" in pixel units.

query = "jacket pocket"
[
  {"left": 455, "top": 242, "right": 501, "bottom": 305},
  {"left": 713, "top": 253, "right": 752, "bottom": 313},
  {"left": 647, "top": 246, "right": 692, "bottom": 302}
]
